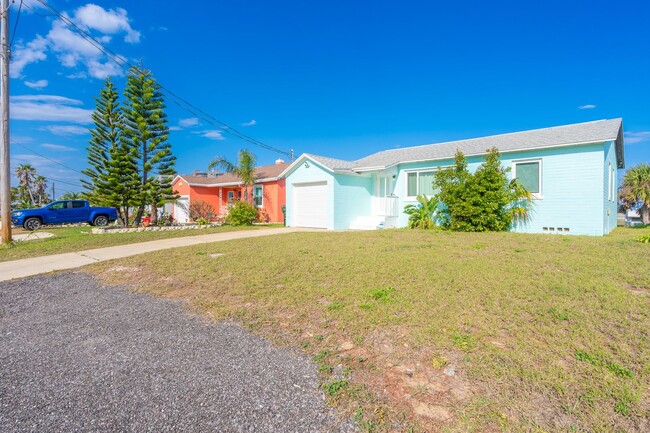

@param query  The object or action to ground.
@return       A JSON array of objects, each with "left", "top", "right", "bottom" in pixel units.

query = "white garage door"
[
  {"left": 293, "top": 182, "right": 328, "bottom": 228},
  {"left": 174, "top": 196, "right": 190, "bottom": 223}
]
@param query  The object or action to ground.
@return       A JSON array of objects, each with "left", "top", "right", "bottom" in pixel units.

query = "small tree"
[
  {"left": 122, "top": 66, "right": 176, "bottom": 225},
  {"left": 434, "top": 148, "right": 532, "bottom": 231},
  {"left": 15, "top": 164, "right": 36, "bottom": 206},
  {"left": 187, "top": 200, "right": 218, "bottom": 221},
  {"left": 619, "top": 163, "right": 650, "bottom": 225},
  {"left": 404, "top": 194, "right": 440, "bottom": 229},
  {"left": 208, "top": 149, "right": 256, "bottom": 204},
  {"left": 33, "top": 176, "right": 49, "bottom": 206},
  {"left": 225, "top": 201, "right": 257, "bottom": 226},
  {"left": 82, "top": 77, "right": 122, "bottom": 206}
]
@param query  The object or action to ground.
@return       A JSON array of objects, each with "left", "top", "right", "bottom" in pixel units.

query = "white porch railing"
[{"left": 376, "top": 195, "right": 399, "bottom": 217}]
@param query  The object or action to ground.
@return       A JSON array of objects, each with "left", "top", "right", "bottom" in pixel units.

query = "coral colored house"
[{"left": 171, "top": 160, "right": 289, "bottom": 223}]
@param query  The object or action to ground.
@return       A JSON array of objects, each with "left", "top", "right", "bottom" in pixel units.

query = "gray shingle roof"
[
  {"left": 304, "top": 153, "right": 357, "bottom": 172},
  {"left": 303, "top": 119, "right": 624, "bottom": 172},
  {"left": 354, "top": 119, "right": 623, "bottom": 169}
]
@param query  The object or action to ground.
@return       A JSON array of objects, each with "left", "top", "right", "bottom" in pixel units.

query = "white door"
[
  {"left": 293, "top": 182, "right": 328, "bottom": 228},
  {"left": 174, "top": 196, "right": 190, "bottom": 223}
]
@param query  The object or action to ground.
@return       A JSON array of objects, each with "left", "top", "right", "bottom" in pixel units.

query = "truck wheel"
[
  {"left": 23, "top": 217, "right": 42, "bottom": 231},
  {"left": 93, "top": 215, "right": 109, "bottom": 227}
]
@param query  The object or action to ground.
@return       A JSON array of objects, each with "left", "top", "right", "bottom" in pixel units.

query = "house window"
[
  {"left": 227, "top": 191, "right": 235, "bottom": 202},
  {"left": 253, "top": 185, "right": 263, "bottom": 207},
  {"left": 513, "top": 160, "right": 542, "bottom": 198},
  {"left": 406, "top": 170, "right": 436, "bottom": 198}
]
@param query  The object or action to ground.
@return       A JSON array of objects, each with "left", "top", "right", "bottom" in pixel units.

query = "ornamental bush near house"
[
  {"left": 225, "top": 201, "right": 258, "bottom": 226},
  {"left": 403, "top": 194, "right": 440, "bottom": 229},
  {"left": 433, "top": 148, "right": 532, "bottom": 232},
  {"left": 187, "top": 200, "right": 218, "bottom": 222}
]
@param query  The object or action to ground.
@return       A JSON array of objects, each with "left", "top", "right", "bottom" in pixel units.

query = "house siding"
[
  {"left": 285, "top": 160, "right": 335, "bottom": 229},
  {"left": 333, "top": 173, "right": 373, "bottom": 229},
  {"left": 190, "top": 186, "right": 222, "bottom": 216},
  {"left": 172, "top": 177, "right": 286, "bottom": 224},
  {"left": 395, "top": 143, "right": 608, "bottom": 236}
]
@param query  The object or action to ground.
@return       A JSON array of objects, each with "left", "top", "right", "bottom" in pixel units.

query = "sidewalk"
[{"left": 0, "top": 227, "right": 317, "bottom": 282}]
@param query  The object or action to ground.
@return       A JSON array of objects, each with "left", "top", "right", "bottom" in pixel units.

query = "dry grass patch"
[{"left": 91, "top": 228, "right": 650, "bottom": 432}]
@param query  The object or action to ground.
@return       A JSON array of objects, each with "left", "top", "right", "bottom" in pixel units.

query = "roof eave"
[
  {"left": 278, "top": 154, "right": 336, "bottom": 178},
  {"left": 353, "top": 139, "right": 616, "bottom": 171}
]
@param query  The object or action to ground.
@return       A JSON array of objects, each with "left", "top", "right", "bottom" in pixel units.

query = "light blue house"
[{"left": 279, "top": 119, "right": 624, "bottom": 236}]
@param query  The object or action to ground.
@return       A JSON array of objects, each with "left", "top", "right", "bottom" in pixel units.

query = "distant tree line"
[{"left": 10, "top": 164, "right": 49, "bottom": 209}]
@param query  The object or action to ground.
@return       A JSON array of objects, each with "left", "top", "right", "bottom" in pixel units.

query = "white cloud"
[
  {"left": 86, "top": 58, "right": 123, "bottom": 79},
  {"left": 578, "top": 104, "right": 596, "bottom": 110},
  {"left": 44, "top": 125, "right": 89, "bottom": 135},
  {"left": 42, "top": 143, "right": 77, "bottom": 151},
  {"left": 11, "top": 4, "right": 141, "bottom": 79},
  {"left": 10, "top": 36, "right": 48, "bottom": 78},
  {"left": 624, "top": 131, "right": 650, "bottom": 144},
  {"left": 12, "top": 94, "right": 83, "bottom": 104},
  {"left": 179, "top": 117, "right": 199, "bottom": 128},
  {"left": 241, "top": 119, "right": 257, "bottom": 127},
  {"left": 11, "top": 94, "right": 92, "bottom": 124},
  {"left": 75, "top": 4, "right": 141, "bottom": 43},
  {"left": 202, "top": 130, "right": 226, "bottom": 140},
  {"left": 169, "top": 126, "right": 182, "bottom": 131},
  {"left": 24, "top": 79, "right": 49, "bottom": 89}
]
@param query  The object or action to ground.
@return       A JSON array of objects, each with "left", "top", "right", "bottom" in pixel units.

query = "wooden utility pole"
[
  {"left": 0, "top": 0, "right": 10, "bottom": 244},
  {"left": 51, "top": 183, "right": 55, "bottom": 201}
]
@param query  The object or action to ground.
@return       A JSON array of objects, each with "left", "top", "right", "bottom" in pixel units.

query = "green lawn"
[
  {"left": 0, "top": 224, "right": 278, "bottom": 262},
  {"left": 92, "top": 228, "right": 650, "bottom": 432}
]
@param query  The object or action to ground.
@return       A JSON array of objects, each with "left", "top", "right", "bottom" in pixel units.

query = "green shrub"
[
  {"left": 225, "top": 201, "right": 258, "bottom": 226},
  {"left": 637, "top": 233, "right": 650, "bottom": 243},
  {"left": 403, "top": 194, "right": 440, "bottom": 229},
  {"left": 433, "top": 148, "right": 532, "bottom": 231}
]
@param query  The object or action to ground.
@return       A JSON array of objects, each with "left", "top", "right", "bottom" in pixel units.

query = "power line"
[
  {"left": 22, "top": 1, "right": 55, "bottom": 17},
  {"left": 10, "top": 139, "right": 85, "bottom": 175},
  {"left": 34, "top": 0, "right": 293, "bottom": 158},
  {"left": 10, "top": 0, "right": 23, "bottom": 47}
]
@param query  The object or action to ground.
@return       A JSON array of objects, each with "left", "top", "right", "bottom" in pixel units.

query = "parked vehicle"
[
  {"left": 11, "top": 200, "right": 118, "bottom": 230},
  {"left": 625, "top": 208, "right": 644, "bottom": 227}
]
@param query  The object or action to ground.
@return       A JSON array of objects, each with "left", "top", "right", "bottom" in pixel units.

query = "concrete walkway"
[{"left": 0, "top": 227, "right": 317, "bottom": 282}]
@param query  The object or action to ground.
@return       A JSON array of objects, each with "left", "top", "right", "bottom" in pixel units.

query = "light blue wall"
[
  {"left": 285, "top": 158, "right": 335, "bottom": 229},
  {"left": 603, "top": 140, "right": 618, "bottom": 233},
  {"left": 287, "top": 143, "right": 617, "bottom": 235},
  {"left": 333, "top": 173, "right": 373, "bottom": 229},
  {"left": 394, "top": 143, "right": 609, "bottom": 236}
]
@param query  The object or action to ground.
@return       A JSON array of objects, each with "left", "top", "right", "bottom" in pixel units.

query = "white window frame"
[
  {"left": 253, "top": 184, "right": 264, "bottom": 208},
  {"left": 610, "top": 163, "right": 617, "bottom": 202},
  {"left": 512, "top": 158, "right": 543, "bottom": 199},
  {"left": 404, "top": 168, "right": 438, "bottom": 200},
  {"left": 608, "top": 163, "right": 612, "bottom": 201}
]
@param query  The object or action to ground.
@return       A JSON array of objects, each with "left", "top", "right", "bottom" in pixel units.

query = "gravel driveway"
[{"left": 0, "top": 272, "right": 355, "bottom": 432}]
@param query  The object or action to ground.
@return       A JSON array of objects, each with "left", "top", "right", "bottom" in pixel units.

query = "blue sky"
[{"left": 8, "top": 0, "right": 650, "bottom": 196}]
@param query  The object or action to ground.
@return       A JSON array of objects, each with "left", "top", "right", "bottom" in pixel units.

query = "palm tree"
[
  {"left": 33, "top": 176, "right": 49, "bottom": 206},
  {"left": 15, "top": 164, "right": 37, "bottom": 206},
  {"left": 208, "top": 149, "right": 257, "bottom": 204},
  {"left": 619, "top": 163, "right": 650, "bottom": 225}
]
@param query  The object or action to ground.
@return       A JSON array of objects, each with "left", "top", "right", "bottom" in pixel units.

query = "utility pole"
[
  {"left": 0, "top": 0, "right": 10, "bottom": 245},
  {"left": 51, "top": 183, "right": 55, "bottom": 201}
]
